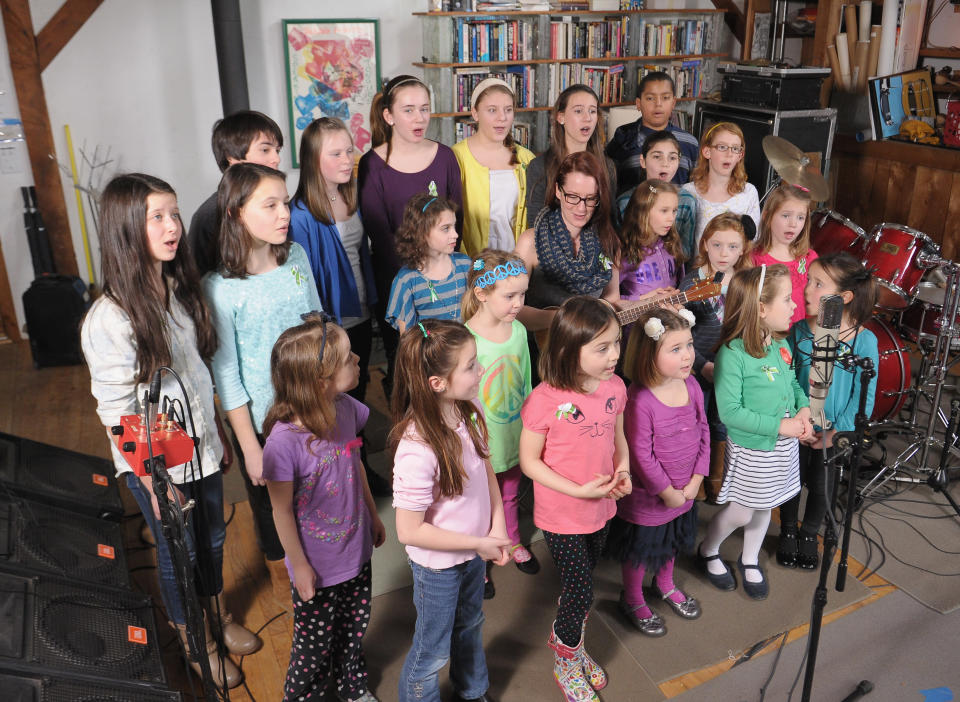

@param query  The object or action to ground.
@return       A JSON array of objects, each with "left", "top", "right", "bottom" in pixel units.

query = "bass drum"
[{"left": 864, "top": 318, "right": 911, "bottom": 421}]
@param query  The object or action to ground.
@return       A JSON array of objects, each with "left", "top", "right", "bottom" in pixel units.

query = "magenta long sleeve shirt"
[{"left": 617, "top": 377, "right": 710, "bottom": 527}]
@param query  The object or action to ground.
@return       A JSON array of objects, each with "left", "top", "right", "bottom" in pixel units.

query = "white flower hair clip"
[
  {"left": 643, "top": 317, "right": 665, "bottom": 341},
  {"left": 678, "top": 308, "right": 696, "bottom": 328}
]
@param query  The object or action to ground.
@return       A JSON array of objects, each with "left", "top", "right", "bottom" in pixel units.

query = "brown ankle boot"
[
  {"left": 208, "top": 594, "right": 262, "bottom": 656},
  {"left": 172, "top": 616, "right": 242, "bottom": 689}
]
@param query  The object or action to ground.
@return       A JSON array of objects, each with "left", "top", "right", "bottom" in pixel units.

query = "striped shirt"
[{"left": 385, "top": 253, "right": 471, "bottom": 330}]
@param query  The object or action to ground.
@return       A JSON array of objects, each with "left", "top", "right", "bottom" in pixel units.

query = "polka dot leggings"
[
  {"left": 284, "top": 561, "right": 372, "bottom": 702},
  {"left": 543, "top": 525, "right": 609, "bottom": 647}
]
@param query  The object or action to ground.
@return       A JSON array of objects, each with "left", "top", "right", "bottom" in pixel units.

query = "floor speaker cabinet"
[
  {"left": 0, "top": 432, "right": 123, "bottom": 520},
  {"left": 0, "top": 495, "right": 130, "bottom": 591},
  {"left": 0, "top": 666, "right": 182, "bottom": 702},
  {"left": 0, "top": 568, "right": 166, "bottom": 686},
  {"left": 693, "top": 100, "right": 838, "bottom": 199}
]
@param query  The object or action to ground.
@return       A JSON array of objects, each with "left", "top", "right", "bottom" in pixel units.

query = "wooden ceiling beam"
[{"left": 37, "top": 0, "right": 103, "bottom": 71}]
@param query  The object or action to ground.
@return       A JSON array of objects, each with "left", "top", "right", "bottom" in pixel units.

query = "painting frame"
[{"left": 282, "top": 18, "right": 381, "bottom": 168}]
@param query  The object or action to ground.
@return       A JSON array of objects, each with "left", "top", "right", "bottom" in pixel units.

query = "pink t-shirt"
[
  {"left": 752, "top": 248, "right": 818, "bottom": 324},
  {"left": 520, "top": 376, "right": 627, "bottom": 535},
  {"left": 392, "top": 417, "right": 492, "bottom": 569}
]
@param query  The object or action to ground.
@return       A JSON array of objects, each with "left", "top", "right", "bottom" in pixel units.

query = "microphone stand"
[
  {"left": 142, "top": 381, "right": 223, "bottom": 702},
  {"left": 801, "top": 353, "right": 875, "bottom": 702}
]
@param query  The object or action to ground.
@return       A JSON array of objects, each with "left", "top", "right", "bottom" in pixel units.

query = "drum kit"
[{"left": 763, "top": 136, "right": 960, "bottom": 497}]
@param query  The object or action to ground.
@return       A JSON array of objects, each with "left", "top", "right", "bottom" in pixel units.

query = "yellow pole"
[{"left": 64, "top": 124, "right": 96, "bottom": 287}]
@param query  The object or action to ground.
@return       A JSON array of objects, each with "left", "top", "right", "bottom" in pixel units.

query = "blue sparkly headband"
[
  {"left": 474, "top": 260, "right": 527, "bottom": 289},
  {"left": 421, "top": 197, "right": 438, "bottom": 213}
]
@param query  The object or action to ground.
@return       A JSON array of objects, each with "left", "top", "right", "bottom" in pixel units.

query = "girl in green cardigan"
[{"left": 697, "top": 264, "right": 813, "bottom": 600}]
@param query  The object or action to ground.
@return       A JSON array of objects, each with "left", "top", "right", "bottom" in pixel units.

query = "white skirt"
[{"left": 716, "top": 433, "right": 801, "bottom": 509}]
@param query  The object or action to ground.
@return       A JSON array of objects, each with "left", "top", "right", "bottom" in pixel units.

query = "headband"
[
  {"left": 758, "top": 264, "right": 767, "bottom": 300},
  {"left": 474, "top": 260, "right": 528, "bottom": 289},
  {"left": 421, "top": 196, "right": 438, "bottom": 213},
  {"left": 470, "top": 78, "right": 514, "bottom": 110},
  {"left": 384, "top": 75, "right": 424, "bottom": 98},
  {"left": 643, "top": 309, "right": 696, "bottom": 341}
]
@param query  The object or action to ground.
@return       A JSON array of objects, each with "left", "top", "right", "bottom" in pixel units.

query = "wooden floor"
[{"left": 0, "top": 339, "right": 898, "bottom": 700}]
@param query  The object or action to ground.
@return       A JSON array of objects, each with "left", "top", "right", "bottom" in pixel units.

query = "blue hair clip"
[
  {"left": 421, "top": 197, "right": 438, "bottom": 213},
  {"left": 473, "top": 258, "right": 485, "bottom": 271},
  {"left": 417, "top": 322, "right": 430, "bottom": 338},
  {"left": 475, "top": 260, "right": 528, "bottom": 289}
]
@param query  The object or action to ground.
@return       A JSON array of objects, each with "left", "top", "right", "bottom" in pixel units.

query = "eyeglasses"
[
  {"left": 710, "top": 144, "right": 744, "bottom": 154},
  {"left": 300, "top": 311, "right": 335, "bottom": 363},
  {"left": 559, "top": 188, "right": 600, "bottom": 208}
]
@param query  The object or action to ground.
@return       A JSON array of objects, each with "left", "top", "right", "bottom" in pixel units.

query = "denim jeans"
[
  {"left": 399, "top": 556, "right": 488, "bottom": 702},
  {"left": 126, "top": 470, "right": 226, "bottom": 624}
]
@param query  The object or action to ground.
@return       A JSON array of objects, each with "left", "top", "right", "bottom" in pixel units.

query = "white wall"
[{"left": 3, "top": 0, "right": 732, "bottom": 333}]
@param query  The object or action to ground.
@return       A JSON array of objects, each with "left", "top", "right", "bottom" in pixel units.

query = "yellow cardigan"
[{"left": 452, "top": 139, "right": 536, "bottom": 257}]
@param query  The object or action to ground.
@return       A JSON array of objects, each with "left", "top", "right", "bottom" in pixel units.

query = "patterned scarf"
[{"left": 533, "top": 208, "right": 612, "bottom": 296}]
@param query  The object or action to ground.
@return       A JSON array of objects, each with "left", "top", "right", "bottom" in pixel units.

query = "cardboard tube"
[
  {"left": 836, "top": 34, "right": 852, "bottom": 91},
  {"left": 867, "top": 25, "right": 881, "bottom": 80},
  {"left": 858, "top": 1, "right": 872, "bottom": 42},
  {"left": 877, "top": 0, "right": 898, "bottom": 75},
  {"left": 827, "top": 44, "right": 844, "bottom": 90},
  {"left": 845, "top": 5, "right": 859, "bottom": 60},
  {"left": 854, "top": 40, "right": 870, "bottom": 91}
]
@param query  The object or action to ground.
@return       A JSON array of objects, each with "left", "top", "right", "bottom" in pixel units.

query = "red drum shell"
[
  {"left": 864, "top": 318, "right": 911, "bottom": 421},
  {"left": 810, "top": 210, "right": 867, "bottom": 260},
  {"left": 861, "top": 224, "right": 939, "bottom": 310}
]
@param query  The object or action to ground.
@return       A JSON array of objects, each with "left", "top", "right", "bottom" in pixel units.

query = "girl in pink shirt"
[
  {"left": 519, "top": 296, "right": 631, "bottom": 702},
  {"left": 390, "top": 319, "right": 510, "bottom": 702},
  {"left": 751, "top": 184, "right": 817, "bottom": 324}
]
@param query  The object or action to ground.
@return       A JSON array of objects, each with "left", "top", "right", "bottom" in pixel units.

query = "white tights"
[{"left": 701, "top": 503, "right": 771, "bottom": 583}]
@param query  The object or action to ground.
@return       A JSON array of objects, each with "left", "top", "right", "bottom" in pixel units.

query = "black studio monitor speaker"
[
  {"left": 0, "top": 433, "right": 123, "bottom": 520},
  {"left": 0, "top": 667, "right": 181, "bottom": 702},
  {"left": 0, "top": 569, "right": 166, "bottom": 686},
  {"left": 0, "top": 496, "right": 130, "bottom": 591}
]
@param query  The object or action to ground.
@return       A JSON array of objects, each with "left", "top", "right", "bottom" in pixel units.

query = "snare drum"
[
  {"left": 864, "top": 318, "right": 911, "bottom": 421},
  {"left": 810, "top": 210, "right": 867, "bottom": 259},
  {"left": 899, "top": 282, "right": 960, "bottom": 350},
  {"left": 861, "top": 223, "right": 940, "bottom": 310}
]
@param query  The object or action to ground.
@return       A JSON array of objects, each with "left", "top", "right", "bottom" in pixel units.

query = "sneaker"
[
  {"left": 344, "top": 691, "right": 380, "bottom": 702},
  {"left": 510, "top": 544, "right": 540, "bottom": 575}
]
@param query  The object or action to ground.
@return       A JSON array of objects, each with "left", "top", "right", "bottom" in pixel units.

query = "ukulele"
[{"left": 534, "top": 272, "right": 724, "bottom": 348}]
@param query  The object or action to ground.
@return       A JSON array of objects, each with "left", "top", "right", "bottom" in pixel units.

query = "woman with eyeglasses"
[
  {"left": 679, "top": 122, "right": 760, "bottom": 253},
  {"left": 515, "top": 152, "right": 624, "bottom": 337}
]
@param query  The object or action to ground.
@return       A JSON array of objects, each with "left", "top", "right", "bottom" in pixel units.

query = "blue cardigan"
[{"left": 289, "top": 199, "right": 378, "bottom": 324}]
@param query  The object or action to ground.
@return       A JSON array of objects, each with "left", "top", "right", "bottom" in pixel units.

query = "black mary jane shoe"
[
  {"left": 737, "top": 557, "right": 769, "bottom": 600},
  {"left": 797, "top": 533, "right": 821, "bottom": 570},
  {"left": 776, "top": 525, "right": 799, "bottom": 568},
  {"left": 696, "top": 543, "right": 736, "bottom": 591}
]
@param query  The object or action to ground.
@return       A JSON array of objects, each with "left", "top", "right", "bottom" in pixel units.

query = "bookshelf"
[{"left": 414, "top": 8, "right": 727, "bottom": 151}]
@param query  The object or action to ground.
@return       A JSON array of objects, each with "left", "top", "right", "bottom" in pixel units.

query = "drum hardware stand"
[
  {"left": 861, "top": 261, "right": 960, "bottom": 498},
  {"left": 801, "top": 354, "right": 875, "bottom": 702},
  {"left": 929, "top": 398, "right": 960, "bottom": 519}
]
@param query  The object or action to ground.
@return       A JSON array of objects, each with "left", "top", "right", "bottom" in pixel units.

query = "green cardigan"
[{"left": 714, "top": 337, "right": 809, "bottom": 451}]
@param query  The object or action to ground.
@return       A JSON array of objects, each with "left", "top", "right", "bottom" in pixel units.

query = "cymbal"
[{"left": 762, "top": 135, "right": 830, "bottom": 201}]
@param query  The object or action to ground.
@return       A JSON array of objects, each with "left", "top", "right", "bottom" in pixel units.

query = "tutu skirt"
[{"left": 607, "top": 504, "right": 699, "bottom": 573}]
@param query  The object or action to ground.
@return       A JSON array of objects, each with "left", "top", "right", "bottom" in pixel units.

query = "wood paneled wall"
[
  {"left": 831, "top": 135, "right": 960, "bottom": 260},
  {"left": 831, "top": 136, "right": 960, "bottom": 261}
]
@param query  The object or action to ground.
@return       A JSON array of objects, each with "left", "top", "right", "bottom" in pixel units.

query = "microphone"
[{"left": 808, "top": 294, "right": 845, "bottom": 429}]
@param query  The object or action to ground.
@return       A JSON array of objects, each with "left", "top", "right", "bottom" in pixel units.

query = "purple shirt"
[
  {"left": 617, "top": 377, "right": 710, "bottom": 526},
  {"left": 619, "top": 239, "right": 678, "bottom": 301},
  {"left": 357, "top": 143, "right": 464, "bottom": 286},
  {"left": 261, "top": 395, "right": 372, "bottom": 587}
]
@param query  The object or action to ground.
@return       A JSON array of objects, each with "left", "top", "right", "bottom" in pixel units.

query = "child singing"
[
  {"left": 520, "top": 296, "right": 631, "bottom": 701},
  {"left": 391, "top": 320, "right": 510, "bottom": 702},
  {"left": 609, "top": 308, "right": 708, "bottom": 637},
  {"left": 263, "top": 316, "right": 385, "bottom": 702}
]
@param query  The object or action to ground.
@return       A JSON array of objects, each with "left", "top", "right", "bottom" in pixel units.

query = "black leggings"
[
  {"left": 543, "top": 525, "right": 609, "bottom": 646},
  {"left": 779, "top": 444, "right": 829, "bottom": 537}
]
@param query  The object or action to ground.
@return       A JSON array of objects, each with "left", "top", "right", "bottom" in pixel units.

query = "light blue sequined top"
[{"left": 205, "top": 243, "right": 322, "bottom": 433}]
